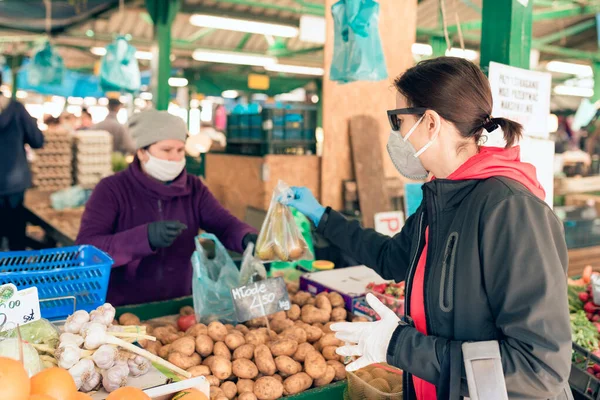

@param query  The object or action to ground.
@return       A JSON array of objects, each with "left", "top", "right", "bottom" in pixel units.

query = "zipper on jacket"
[
  {"left": 404, "top": 212, "right": 425, "bottom": 317},
  {"left": 157, "top": 200, "right": 163, "bottom": 219},
  {"left": 439, "top": 232, "right": 458, "bottom": 313}
]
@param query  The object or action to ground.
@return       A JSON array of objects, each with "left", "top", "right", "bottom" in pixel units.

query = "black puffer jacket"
[{"left": 317, "top": 177, "right": 572, "bottom": 399}]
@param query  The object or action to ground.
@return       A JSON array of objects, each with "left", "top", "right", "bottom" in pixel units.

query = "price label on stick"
[
  {"left": 0, "top": 283, "right": 41, "bottom": 332},
  {"left": 231, "top": 277, "right": 291, "bottom": 322}
]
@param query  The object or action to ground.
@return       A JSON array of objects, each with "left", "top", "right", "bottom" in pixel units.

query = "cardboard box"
[{"left": 299, "top": 266, "right": 387, "bottom": 312}]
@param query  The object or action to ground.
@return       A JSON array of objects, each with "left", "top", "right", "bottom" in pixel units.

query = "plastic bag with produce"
[
  {"left": 255, "top": 180, "right": 314, "bottom": 263},
  {"left": 239, "top": 243, "right": 267, "bottom": 285},
  {"left": 191, "top": 233, "right": 240, "bottom": 324}
]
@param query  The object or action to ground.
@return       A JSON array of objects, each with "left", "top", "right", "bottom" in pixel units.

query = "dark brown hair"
[{"left": 393, "top": 57, "right": 522, "bottom": 148}]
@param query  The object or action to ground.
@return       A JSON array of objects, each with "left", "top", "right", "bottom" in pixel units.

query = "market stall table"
[{"left": 24, "top": 189, "right": 83, "bottom": 248}]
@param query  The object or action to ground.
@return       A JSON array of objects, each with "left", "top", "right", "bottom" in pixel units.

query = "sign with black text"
[
  {"left": 231, "top": 277, "right": 291, "bottom": 322},
  {"left": 0, "top": 283, "right": 41, "bottom": 332}
]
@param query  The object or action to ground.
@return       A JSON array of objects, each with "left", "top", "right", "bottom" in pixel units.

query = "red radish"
[
  {"left": 594, "top": 322, "right": 600, "bottom": 334},
  {"left": 584, "top": 301, "right": 600, "bottom": 313},
  {"left": 595, "top": 372, "right": 600, "bottom": 380},
  {"left": 587, "top": 312, "right": 594, "bottom": 320},
  {"left": 593, "top": 364, "right": 600, "bottom": 374},
  {"left": 588, "top": 367, "right": 595, "bottom": 375},
  {"left": 580, "top": 292, "right": 591, "bottom": 302},
  {"left": 592, "top": 314, "right": 600, "bottom": 322}
]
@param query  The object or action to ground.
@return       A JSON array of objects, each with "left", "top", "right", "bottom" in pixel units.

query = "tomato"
[{"left": 177, "top": 314, "right": 197, "bottom": 332}]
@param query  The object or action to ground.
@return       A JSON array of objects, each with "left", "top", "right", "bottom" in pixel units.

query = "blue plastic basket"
[{"left": 0, "top": 246, "right": 113, "bottom": 321}]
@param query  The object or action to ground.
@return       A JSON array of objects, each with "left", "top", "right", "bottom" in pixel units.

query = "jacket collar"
[
  {"left": 422, "top": 179, "right": 480, "bottom": 211},
  {"left": 126, "top": 157, "right": 191, "bottom": 200}
]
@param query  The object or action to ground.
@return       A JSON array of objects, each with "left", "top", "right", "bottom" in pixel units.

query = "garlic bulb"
[
  {"left": 92, "top": 345, "right": 118, "bottom": 370},
  {"left": 128, "top": 355, "right": 151, "bottom": 377},
  {"left": 68, "top": 359, "right": 95, "bottom": 390},
  {"left": 114, "top": 350, "right": 134, "bottom": 367},
  {"left": 64, "top": 310, "right": 90, "bottom": 334},
  {"left": 81, "top": 322, "right": 107, "bottom": 350},
  {"left": 90, "top": 303, "right": 116, "bottom": 327},
  {"left": 60, "top": 332, "right": 84, "bottom": 347},
  {"left": 81, "top": 368, "right": 101, "bottom": 393},
  {"left": 55, "top": 343, "right": 82, "bottom": 370},
  {"left": 102, "top": 364, "right": 129, "bottom": 393}
]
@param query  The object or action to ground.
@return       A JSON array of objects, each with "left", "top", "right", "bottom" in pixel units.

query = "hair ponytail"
[{"left": 493, "top": 117, "right": 523, "bottom": 148}]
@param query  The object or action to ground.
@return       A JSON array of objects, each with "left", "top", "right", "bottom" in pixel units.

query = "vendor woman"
[{"left": 77, "top": 109, "right": 257, "bottom": 306}]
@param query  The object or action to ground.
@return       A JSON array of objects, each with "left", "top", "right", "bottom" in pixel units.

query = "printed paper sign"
[
  {"left": 0, "top": 283, "right": 41, "bottom": 332},
  {"left": 488, "top": 62, "right": 551, "bottom": 140},
  {"left": 231, "top": 277, "right": 291, "bottom": 322},
  {"left": 374, "top": 211, "right": 405, "bottom": 237}
]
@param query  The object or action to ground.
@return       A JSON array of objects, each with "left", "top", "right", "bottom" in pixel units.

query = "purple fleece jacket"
[{"left": 76, "top": 159, "right": 256, "bottom": 306}]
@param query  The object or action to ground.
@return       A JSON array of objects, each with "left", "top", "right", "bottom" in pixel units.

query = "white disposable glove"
[{"left": 331, "top": 293, "right": 401, "bottom": 372}]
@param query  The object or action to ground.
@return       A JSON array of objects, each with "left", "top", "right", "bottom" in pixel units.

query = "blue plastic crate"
[{"left": 0, "top": 246, "right": 113, "bottom": 321}]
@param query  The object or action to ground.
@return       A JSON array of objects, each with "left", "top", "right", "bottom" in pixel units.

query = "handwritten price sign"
[
  {"left": 231, "top": 277, "right": 291, "bottom": 322},
  {"left": 0, "top": 284, "right": 41, "bottom": 332}
]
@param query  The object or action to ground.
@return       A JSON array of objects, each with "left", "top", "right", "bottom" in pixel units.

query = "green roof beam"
[
  {"left": 235, "top": 33, "right": 252, "bottom": 50},
  {"left": 533, "top": 18, "right": 596, "bottom": 45},
  {"left": 185, "top": 27, "right": 216, "bottom": 43},
  {"left": 535, "top": 43, "right": 600, "bottom": 61},
  {"left": 593, "top": 62, "right": 600, "bottom": 102},
  {"left": 270, "top": 45, "right": 324, "bottom": 58},
  {"left": 208, "top": 0, "right": 323, "bottom": 16}
]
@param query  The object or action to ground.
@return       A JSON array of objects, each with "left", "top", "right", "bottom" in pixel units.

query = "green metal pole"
[
  {"left": 146, "top": 0, "right": 180, "bottom": 111},
  {"left": 593, "top": 62, "right": 600, "bottom": 103},
  {"left": 9, "top": 55, "right": 22, "bottom": 99},
  {"left": 480, "top": 0, "right": 533, "bottom": 70}
]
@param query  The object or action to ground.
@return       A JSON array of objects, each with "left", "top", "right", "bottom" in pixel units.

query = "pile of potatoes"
[{"left": 139, "top": 289, "right": 365, "bottom": 400}]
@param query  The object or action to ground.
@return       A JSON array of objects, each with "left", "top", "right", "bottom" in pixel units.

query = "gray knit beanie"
[{"left": 128, "top": 109, "right": 188, "bottom": 149}]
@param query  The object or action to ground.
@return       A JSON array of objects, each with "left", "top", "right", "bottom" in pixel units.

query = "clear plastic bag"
[
  {"left": 99, "top": 36, "right": 141, "bottom": 93},
  {"left": 330, "top": 0, "right": 388, "bottom": 83},
  {"left": 191, "top": 233, "right": 240, "bottom": 324},
  {"left": 255, "top": 180, "right": 313, "bottom": 262},
  {"left": 239, "top": 243, "right": 267, "bottom": 286}
]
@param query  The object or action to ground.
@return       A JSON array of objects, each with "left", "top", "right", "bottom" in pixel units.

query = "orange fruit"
[
  {"left": 106, "top": 387, "right": 151, "bottom": 400},
  {"left": 171, "top": 388, "right": 209, "bottom": 400},
  {"left": 29, "top": 395, "right": 56, "bottom": 400},
  {"left": 30, "top": 367, "right": 77, "bottom": 400},
  {"left": 0, "top": 357, "right": 31, "bottom": 400}
]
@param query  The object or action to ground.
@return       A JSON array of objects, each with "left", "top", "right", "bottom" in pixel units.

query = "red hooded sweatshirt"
[{"left": 410, "top": 146, "right": 545, "bottom": 400}]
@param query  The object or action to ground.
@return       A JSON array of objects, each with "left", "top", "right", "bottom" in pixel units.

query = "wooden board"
[
  {"left": 349, "top": 115, "right": 392, "bottom": 228},
  {"left": 555, "top": 176, "right": 600, "bottom": 196},
  {"left": 321, "top": 0, "right": 418, "bottom": 210},
  {"left": 568, "top": 246, "right": 600, "bottom": 277}
]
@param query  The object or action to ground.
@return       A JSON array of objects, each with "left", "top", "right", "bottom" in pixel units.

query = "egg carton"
[
  {"left": 35, "top": 148, "right": 72, "bottom": 157},
  {"left": 33, "top": 172, "right": 72, "bottom": 180},
  {"left": 74, "top": 130, "right": 113, "bottom": 145},
  {"left": 75, "top": 148, "right": 113, "bottom": 156},
  {"left": 75, "top": 153, "right": 112, "bottom": 164}
]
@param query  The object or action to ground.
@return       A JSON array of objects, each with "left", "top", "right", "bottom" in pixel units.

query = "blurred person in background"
[
  {"left": 79, "top": 108, "right": 93, "bottom": 130},
  {"left": 77, "top": 109, "right": 257, "bottom": 306},
  {"left": 0, "top": 71, "right": 44, "bottom": 250},
  {"left": 59, "top": 112, "right": 77, "bottom": 133},
  {"left": 93, "top": 98, "right": 134, "bottom": 154}
]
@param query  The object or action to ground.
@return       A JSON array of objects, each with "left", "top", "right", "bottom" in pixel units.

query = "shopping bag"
[
  {"left": 330, "top": 0, "right": 388, "bottom": 83},
  {"left": 239, "top": 243, "right": 267, "bottom": 286},
  {"left": 27, "top": 42, "right": 64, "bottom": 86},
  {"left": 99, "top": 36, "right": 141, "bottom": 92},
  {"left": 191, "top": 233, "right": 240, "bottom": 324},
  {"left": 255, "top": 180, "right": 314, "bottom": 262}
]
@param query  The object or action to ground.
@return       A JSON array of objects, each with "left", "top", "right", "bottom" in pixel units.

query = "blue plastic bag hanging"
[
  {"left": 330, "top": 0, "right": 387, "bottom": 83},
  {"left": 99, "top": 36, "right": 141, "bottom": 92},
  {"left": 191, "top": 233, "right": 240, "bottom": 324},
  {"left": 27, "top": 42, "right": 64, "bottom": 86}
]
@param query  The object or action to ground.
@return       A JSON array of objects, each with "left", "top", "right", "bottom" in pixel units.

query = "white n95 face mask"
[
  {"left": 386, "top": 115, "right": 437, "bottom": 180},
  {"left": 143, "top": 152, "right": 186, "bottom": 182}
]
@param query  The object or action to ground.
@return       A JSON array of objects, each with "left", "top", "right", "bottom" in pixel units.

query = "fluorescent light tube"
[
  {"left": 553, "top": 85, "right": 593, "bottom": 97},
  {"left": 190, "top": 14, "right": 298, "bottom": 38},
  {"left": 168, "top": 77, "right": 189, "bottom": 87},
  {"left": 265, "top": 64, "right": 324, "bottom": 76},
  {"left": 192, "top": 49, "right": 276, "bottom": 67}
]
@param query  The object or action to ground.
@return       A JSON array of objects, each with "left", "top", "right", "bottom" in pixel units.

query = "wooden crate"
[{"left": 568, "top": 246, "right": 600, "bottom": 277}]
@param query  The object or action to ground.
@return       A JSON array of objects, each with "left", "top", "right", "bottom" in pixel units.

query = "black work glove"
[
  {"left": 148, "top": 221, "right": 187, "bottom": 250},
  {"left": 242, "top": 233, "right": 258, "bottom": 249}
]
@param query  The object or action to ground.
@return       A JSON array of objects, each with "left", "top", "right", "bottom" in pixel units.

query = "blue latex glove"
[{"left": 282, "top": 187, "right": 326, "bottom": 226}]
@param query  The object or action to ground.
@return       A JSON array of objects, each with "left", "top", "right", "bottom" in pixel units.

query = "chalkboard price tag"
[
  {"left": 0, "top": 283, "right": 41, "bottom": 332},
  {"left": 231, "top": 277, "right": 291, "bottom": 322}
]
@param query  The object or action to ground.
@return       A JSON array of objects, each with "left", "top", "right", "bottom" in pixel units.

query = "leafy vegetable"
[
  {"left": 0, "top": 338, "right": 43, "bottom": 377},
  {"left": 1, "top": 319, "right": 59, "bottom": 348},
  {"left": 571, "top": 310, "right": 600, "bottom": 352}
]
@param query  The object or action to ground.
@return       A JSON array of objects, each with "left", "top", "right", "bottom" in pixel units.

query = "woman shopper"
[
  {"left": 287, "top": 57, "right": 571, "bottom": 399},
  {"left": 77, "top": 109, "right": 257, "bottom": 306}
]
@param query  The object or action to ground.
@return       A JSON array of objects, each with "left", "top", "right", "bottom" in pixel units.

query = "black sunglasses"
[{"left": 387, "top": 107, "right": 428, "bottom": 132}]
